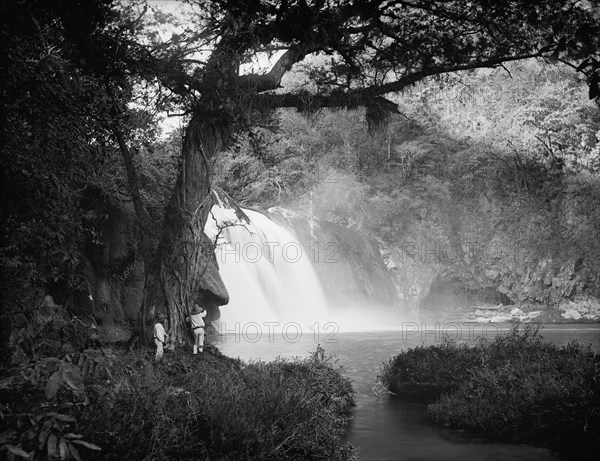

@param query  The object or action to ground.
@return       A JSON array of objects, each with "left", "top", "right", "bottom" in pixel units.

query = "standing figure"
[
  {"left": 153, "top": 314, "right": 167, "bottom": 360},
  {"left": 187, "top": 304, "right": 207, "bottom": 354}
]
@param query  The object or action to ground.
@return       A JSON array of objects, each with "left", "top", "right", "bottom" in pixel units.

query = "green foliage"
[
  {"left": 378, "top": 339, "right": 482, "bottom": 399},
  {"left": 0, "top": 0, "right": 181, "bottom": 324},
  {"left": 136, "top": 128, "right": 181, "bottom": 223},
  {"left": 0, "top": 412, "right": 101, "bottom": 461},
  {"left": 80, "top": 347, "right": 356, "bottom": 460},
  {"left": 0, "top": 328, "right": 107, "bottom": 461},
  {"left": 3, "top": 340, "right": 354, "bottom": 460},
  {"left": 406, "top": 60, "right": 600, "bottom": 173},
  {"left": 0, "top": 1, "right": 118, "bottom": 309},
  {"left": 7, "top": 302, "right": 99, "bottom": 364},
  {"left": 379, "top": 325, "right": 600, "bottom": 458},
  {"left": 22, "top": 353, "right": 110, "bottom": 403}
]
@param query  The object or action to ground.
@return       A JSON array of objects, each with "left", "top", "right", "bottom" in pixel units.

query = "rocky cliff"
[{"left": 390, "top": 242, "right": 600, "bottom": 323}]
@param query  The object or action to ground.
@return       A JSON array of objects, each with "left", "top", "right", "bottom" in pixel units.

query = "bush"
[
  {"left": 378, "top": 338, "right": 482, "bottom": 399},
  {"left": 379, "top": 325, "right": 600, "bottom": 459},
  {"left": 81, "top": 345, "right": 356, "bottom": 461}
]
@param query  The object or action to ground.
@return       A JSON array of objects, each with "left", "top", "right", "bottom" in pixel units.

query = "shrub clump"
[
  {"left": 379, "top": 340, "right": 481, "bottom": 399},
  {"left": 378, "top": 325, "right": 600, "bottom": 459},
  {"left": 81, "top": 345, "right": 356, "bottom": 461}
]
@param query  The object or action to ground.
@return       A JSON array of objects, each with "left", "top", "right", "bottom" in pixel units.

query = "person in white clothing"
[
  {"left": 186, "top": 304, "right": 207, "bottom": 354},
  {"left": 153, "top": 314, "right": 167, "bottom": 360}
]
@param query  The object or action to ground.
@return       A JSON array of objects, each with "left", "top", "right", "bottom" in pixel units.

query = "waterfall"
[{"left": 205, "top": 205, "right": 329, "bottom": 331}]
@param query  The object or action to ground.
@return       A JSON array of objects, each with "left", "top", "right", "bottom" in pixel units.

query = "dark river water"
[{"left": 213, "top": 323, "right": 600, "bottom": 461}]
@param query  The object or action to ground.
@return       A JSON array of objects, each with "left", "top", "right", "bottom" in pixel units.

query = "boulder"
[
  {"left": 510, "top": 307, "right": 524, "bottom": 317},
  {"left": 561, "top": 309, "right": 582, "bottom": 320}
]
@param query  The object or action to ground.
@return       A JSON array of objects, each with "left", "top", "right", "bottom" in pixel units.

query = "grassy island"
[{"left": 378, "top": 325, "right": 599, "bottom": 460}]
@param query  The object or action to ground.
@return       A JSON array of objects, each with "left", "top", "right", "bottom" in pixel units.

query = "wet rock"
[
  {"left": 197, "top": 232, "right": 230, "bottom": 307},
  {"left": 510, "top": 307, "right": 524, "bottom": 317},
  {"left": 561, "top": 309, "right": 582, "bottom": 320},
  {"left": 558, "top": 298, "right": 600, "bottom": 320}
]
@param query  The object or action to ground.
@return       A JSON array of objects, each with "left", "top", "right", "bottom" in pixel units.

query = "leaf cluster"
[
  {"left": 0, "top": 412, "right": 100, "bottom": 461},
  {"left": 22, "top": 353, "right": 110, "bottom": 403}
]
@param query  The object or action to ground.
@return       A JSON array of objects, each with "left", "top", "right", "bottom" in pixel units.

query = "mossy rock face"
[
  {"left": 196, "top": 231, "right": 230, "bottom": 307},
  {"left": 85, "top": 197, "right": 231, "bottom": 326}
]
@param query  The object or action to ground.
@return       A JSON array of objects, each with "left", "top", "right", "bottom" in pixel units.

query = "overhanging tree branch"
[
  {"left": 256, "top": 50, "right": 546, "bottom": 115},
  {"left": 258, "top": 91, "right": 399, "bottom": 113},
  {"left": 238, "top": 45, "right": 318, "bottom": 92},
  {"left": 369, "top": 51, "right": 547, "bottom": 97}
]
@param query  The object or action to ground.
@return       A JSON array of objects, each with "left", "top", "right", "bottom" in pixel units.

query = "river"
[{"left": 213, "top": 323, "right": 600, "bottom": 460}]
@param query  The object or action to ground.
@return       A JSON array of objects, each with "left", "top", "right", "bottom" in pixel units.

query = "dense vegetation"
[
  {"left": 378, "top": 325, "right": 600, "bottom": 459},
  {"left": 1, "top": 317, "right": 356, "bottom": 461},
  {"left": 1, "top": 290, "right": 354, "bottom": 460},
  {"left": 82, "top": 347, "right": 355, "bottom": 460}
]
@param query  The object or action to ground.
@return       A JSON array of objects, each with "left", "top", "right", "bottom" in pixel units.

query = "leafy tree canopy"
[{"left": 118, "top": 0, "right": 600, "bottom": 121}]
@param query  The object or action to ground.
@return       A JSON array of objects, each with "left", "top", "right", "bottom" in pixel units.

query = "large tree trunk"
[{"left": 140, "top": 111, "right": 231, "bottom": 344}]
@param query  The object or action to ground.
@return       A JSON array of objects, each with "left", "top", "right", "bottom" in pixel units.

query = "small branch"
[
  {"left": 166, "top": 111, "right": 192, "bottom": 117},
  {"left": 371, "top": 52, "right": 544, "bottom": 96},
  {"left": 499, "top": 63, "right": 513, "bottom": 78},
  {"left": 257, "top": 91, "right": 400, "bottom": 113},
  {"left": 181, "top": 58, "right": 208, "bottom": 65}
]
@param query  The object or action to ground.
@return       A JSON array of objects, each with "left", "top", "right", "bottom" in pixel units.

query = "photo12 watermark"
[
  {"left": 214, "top": 321, "right": 340, "bottom": 343},
  {"left": 212, "top": 321, "right": 506, "bottom": 344},
  {"left": 399, "top": 322, "right": 503, "bottom": 343},
  {"left": 396, "top": 240, "right": 525, "bottom": 265},
  {"left": 216, "top": 241, "right": 340, "bottom": 264}
]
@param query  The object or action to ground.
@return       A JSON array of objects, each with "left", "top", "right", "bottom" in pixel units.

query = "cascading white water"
[{"left": 205, "top": 204, "right": 329, "bottom": 331}]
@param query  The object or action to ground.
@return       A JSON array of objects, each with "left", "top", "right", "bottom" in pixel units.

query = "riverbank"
[
  {"left": 0, "top": 343, "right": 356, "bottom": 460},
  {"left": 378, "top": 325, "right": 600, "bottom": 460},
  {"left": 418, "top": 302, "right": 600, "bottom": 324}
]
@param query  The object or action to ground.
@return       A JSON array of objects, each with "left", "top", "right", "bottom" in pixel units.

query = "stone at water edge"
[
  {"left": 561, "top": 309, "right": 582, "bottom": 320},
  {"left": 510, "top": 307, "right": 525, "bottom": 317}
]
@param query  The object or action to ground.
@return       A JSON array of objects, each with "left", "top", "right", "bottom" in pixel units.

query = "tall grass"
[
  {"left": 82, "top": 345, "right": 356, "bottom": 460},
  {"left": 378, "top": 325, "right": 600, "bottom": 459}
]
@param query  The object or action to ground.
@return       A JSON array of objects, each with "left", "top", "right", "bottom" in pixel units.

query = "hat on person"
[{"left": 191, "top": 304, "right": 203, "bottom": 315}]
